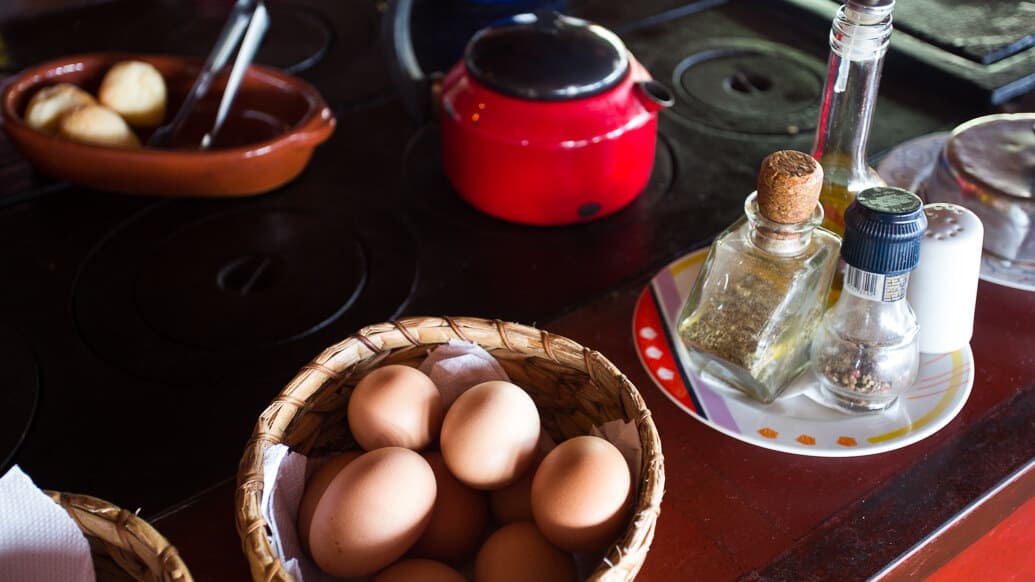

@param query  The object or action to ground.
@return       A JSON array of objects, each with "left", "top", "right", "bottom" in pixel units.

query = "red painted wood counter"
[{"left": 152, "top": 274, "right": 1035, "bottom": 580}]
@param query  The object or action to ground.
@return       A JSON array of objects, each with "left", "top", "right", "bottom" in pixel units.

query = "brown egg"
[
  {"left": 489, "top": 430, "right": 555, "bottom": 524},
  {"left": 296, "top": 451, "right": 361, "bottom": 555},
  {"left": 474, "top": 521, "right": 577, "bottom": 582},
  {"left": 489, "top": 467, "right": 534, "bottom": 525},
  {"left": 347, "top": 364, "right": 443, "bottom": 451},
  {"left": 373, "top": 558, "right": 466, "bottom": 582},
  {"left": 440, "top": 381, "right": 541, "bottom": 490},
  {"left": 531, "top": 435, "right": 631, "bottom": 554},
  {"left": 411, "top": 451, "right": 490, "bottom": 563},
  {"left": 309, "top": 447, "right": 437, "bottom": 578}
]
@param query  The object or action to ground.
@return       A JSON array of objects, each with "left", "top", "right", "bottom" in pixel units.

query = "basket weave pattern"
[
  {"left": 45, "top": 490, "right": 193, "bottom": 582},
  {"left": 235, "top": 315, "right": 665, "bottom": 581}
]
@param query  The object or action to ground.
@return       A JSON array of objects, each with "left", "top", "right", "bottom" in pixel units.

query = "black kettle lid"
[{"left": 465, "top": 11, "right": 629, "bottom": 101}]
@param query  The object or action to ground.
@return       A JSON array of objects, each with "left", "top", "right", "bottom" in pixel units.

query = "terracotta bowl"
[{"left": 0, "top": 52, "right": 336, "bottom": 197}]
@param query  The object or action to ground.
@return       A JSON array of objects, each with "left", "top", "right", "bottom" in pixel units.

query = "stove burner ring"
[
  {"left": 133, "top": 210, "right": 366, "bottom": 351},
  {"left": 260, "top": 4, "right": 335, "bottom": 75},
  {"left": 399, "top": 123, "right": 676, "bottom": 226},
  {"left": 669, "top": 39, "right": 824, "bottom": 135},
  {"left": 0, "top": 325, "right": 39, "bottom": 472},
  {"left": 216, "top": 254, "right": 282, "bottom": 295},
  {"left": 166, "top": 2, "right": 335, "bottom": 75},
  {"left": 73, "top": 202, "right": 418, "bottom": 382}
]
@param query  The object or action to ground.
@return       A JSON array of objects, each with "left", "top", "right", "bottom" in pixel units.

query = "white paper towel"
[
  {"left": 0, "top": 465, "right": 95, "bottom": 582},
  {"left": 419, "top": 338, "right": 511, "bottom": 407},
  {"left": 261, "top": 445, "right": 347, "bottom": 582}
]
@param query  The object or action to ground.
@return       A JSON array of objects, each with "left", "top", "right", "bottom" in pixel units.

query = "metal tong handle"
[
  {"left": 201, "top": 1, "right": 269, "bottom": 150},
  {"left": 146, "top": 0, "right": 265, "bottom": 148}
]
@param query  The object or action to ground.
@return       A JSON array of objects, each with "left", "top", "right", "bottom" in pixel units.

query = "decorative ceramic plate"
[
  {"left": 876, "top": 132, "right": 1035, "bottom": 292},
  {"left": 633, "top": 248, "right": 974, "bottom": 457}
]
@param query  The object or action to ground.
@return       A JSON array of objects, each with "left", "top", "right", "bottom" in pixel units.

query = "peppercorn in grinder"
[{"left": 810, "top": 186, "right": 927, "bottom": 412}]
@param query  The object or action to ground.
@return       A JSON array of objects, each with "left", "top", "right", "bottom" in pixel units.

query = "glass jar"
[
  {"left": 677, "top": 151, "right": 842, "bottom": 404},
  {"left": 810, "top": 186, "right": 927, "bottom": 412}
]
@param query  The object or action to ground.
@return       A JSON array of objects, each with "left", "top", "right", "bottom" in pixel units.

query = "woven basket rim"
[
  {"left": 234, "top": 315, "right": 665, "bottom": 582},
  {"left": 45, "top": 489, "right": 194, "bottom": 582}
]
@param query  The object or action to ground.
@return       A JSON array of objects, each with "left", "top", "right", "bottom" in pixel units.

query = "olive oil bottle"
[{"left": 811, "top": 0, "right": 895, "bottom": 236}]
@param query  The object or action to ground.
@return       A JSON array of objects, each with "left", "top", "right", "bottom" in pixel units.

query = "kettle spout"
[{"left": 634, "top": 80, "right": 675, "bottom": 113}]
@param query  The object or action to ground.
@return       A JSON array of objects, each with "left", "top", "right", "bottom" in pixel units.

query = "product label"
[{"left": 844, "top": 265, "right": 908, "bottom": 302}]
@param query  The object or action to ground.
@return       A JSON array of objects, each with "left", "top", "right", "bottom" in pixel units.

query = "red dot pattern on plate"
[
  {"left": 796, "top": 435, "right": 817, "bottom": 446},
  {"left": 634, "top": 289, "right": 698, "bottom": 414},
  {"left": 758, "top": 428, "right": 778, "bottom": 439},
  {"left": 837, "top": 436, "right": 858, "bottom": 447}
]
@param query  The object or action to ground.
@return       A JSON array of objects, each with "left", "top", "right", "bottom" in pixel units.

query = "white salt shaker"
[{"left": 906, "top": 203, "right": 984, "bottom": 354}]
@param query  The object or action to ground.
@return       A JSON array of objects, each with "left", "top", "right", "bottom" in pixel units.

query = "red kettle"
[{"left": 439, "top": 11, "right": 674, "bottom": 226}]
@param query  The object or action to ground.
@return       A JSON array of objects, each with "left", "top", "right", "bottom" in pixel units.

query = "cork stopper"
[{"left": 756, "top": 150, "right": 823, "bottom": 224}]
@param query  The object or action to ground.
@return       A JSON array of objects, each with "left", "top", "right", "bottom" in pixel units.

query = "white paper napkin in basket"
[
  {"left": 0, "top": 465, "right": 95, "bottom": 582},
  {"left": 261, "top": 445, "right": 344, "bottom": 582},
  {"left": 418, "top": 338, "right": 511, "bottom": 407}
]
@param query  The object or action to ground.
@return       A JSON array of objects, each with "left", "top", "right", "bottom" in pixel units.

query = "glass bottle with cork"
[
  {"left": 810, "top": 186, "right": 927, "bottom": 412},
  {"left": 676, "top": 150, "right": 841, "bottom": 404},
  {"left": 812, "top": 0, "right": 895, "bottom": 236}
]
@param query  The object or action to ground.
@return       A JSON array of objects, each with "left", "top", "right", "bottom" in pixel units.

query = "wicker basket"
[
  {"left": 235, "top": 315, "right": 665, "bottom": 581},
  {"left": 45, "top": 490, "right": 193, "bottom": 582}
]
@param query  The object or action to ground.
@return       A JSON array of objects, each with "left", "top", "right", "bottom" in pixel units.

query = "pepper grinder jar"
[
  {"left": 810, "top": 186, "right": 927, "bottom": 413},
  {"left": 677, "top": 150, "right": 842, "bottom": 404}
]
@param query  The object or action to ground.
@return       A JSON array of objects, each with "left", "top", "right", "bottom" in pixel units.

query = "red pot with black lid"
[{"left": 439, "top": 11, "right": 674, "bottom": 225}]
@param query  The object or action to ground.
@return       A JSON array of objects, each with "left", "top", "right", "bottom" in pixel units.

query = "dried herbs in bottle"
[{"left": 676, "top": 151, "right": 842, "bottom": 404}]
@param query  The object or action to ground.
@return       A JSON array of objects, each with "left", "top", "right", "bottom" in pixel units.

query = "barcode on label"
[{"left": 845, "top": 266, "right": 884, "bottom": 300}]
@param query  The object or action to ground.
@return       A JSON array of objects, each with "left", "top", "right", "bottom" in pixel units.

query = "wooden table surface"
[{"left": 153, "top": 271, "right": 1035, "bottom": 580}]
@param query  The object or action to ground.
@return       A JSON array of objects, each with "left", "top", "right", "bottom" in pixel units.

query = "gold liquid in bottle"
[
  {"left": 820, "top": 181, "right": 853, "bottom": 236},
  {"left": 819, "top": 167, "right": 885, "bottom": 305}
]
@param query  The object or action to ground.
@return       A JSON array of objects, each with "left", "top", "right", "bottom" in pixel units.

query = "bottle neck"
[
  {"left": 811, "top": 2, "right": 893, "bottom": 176},
  {"left": 744, "top": 193, "right": 823, "bottom": 256}
]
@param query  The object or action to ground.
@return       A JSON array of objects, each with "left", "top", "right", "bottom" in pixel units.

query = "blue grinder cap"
[{"left": 841, "top": 186, "right": 927, "bottom": 275}]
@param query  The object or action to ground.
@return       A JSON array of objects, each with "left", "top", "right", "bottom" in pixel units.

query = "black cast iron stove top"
[{"left": 0, "top": 0, "right": 1008, "bottom": 514}]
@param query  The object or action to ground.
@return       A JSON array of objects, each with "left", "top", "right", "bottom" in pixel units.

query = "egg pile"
[{"left": 297, "top": 364, "right": 633, "bottom": 581}]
